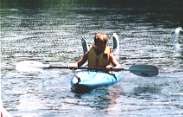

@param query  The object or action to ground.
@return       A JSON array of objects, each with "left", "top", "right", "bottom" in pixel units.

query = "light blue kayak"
[
  {"left": 71, "top": 70, "right": 122, "bottom": 93},
  {"left": 71, "top": 34, "right": 122, "bottom": 93}
]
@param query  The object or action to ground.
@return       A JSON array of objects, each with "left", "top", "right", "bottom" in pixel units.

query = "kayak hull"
[{"left": 71, "top": 70, "right": 122, "bottom": 93}]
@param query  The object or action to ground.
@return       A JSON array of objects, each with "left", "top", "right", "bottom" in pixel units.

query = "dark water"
[{"left": 1, "top": 1, "right": 183, "bottom": 117}]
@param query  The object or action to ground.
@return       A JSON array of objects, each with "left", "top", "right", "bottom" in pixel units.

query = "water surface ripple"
[{"left": 1, "top": 3, "right": 183, "bottom": 117}]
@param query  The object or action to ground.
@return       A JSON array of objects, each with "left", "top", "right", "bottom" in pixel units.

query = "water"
[{"left": 1, "top": 1, "right": 183, "bottom": 117}]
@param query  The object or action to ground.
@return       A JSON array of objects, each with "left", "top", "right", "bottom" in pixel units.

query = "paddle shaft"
[
  {"left": 47, "top": 65, "right": 156, "bottom": 72},
  {"left": 46, "top": 64, "right": 158, "bottom": 77},
  {"left": 46, "top": 65, "right": 124, "bottom": 71},
  {"left": 46, "top": 65, "right": 154, "bottom": 72}
]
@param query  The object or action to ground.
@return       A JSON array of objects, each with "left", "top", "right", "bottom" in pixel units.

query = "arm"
[
  {"left": 77, "top": 52, "right": 88, "bottom": 67},
  {"left": 69, "top": 52, "right": 88, "bottom": 69},
  {"left": 106, "top": 53, "right": 121, "bottom": 71}
]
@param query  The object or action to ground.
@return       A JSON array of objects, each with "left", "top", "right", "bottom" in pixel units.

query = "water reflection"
[{"left": 72, "top": 85, "right": 123, "bottom": 117}]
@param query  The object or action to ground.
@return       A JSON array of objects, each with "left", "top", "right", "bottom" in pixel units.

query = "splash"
[
  {"left": 171, "top": 27, "right": 183, "bottom": 54},
  {"left": 112, "top": 33, "right": 120, "bottom": 60}
]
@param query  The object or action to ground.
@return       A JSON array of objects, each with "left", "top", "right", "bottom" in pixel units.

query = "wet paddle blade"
[{"left": 129, "top": 65, "right": 159, "bottom": 77}]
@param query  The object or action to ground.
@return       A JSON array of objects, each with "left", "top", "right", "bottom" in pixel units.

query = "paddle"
[
  {"left": 48, "top": 64, "right": 158, "bottom": 77},
  {"left": 15, "top": 61, "right": 158, "bottom": 77}
]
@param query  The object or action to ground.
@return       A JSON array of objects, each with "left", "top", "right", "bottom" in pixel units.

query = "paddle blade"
[
  {"left": 129, "top": 65, "right": 159, "bottom": 77},
  {"left": 15, "top": 61, "right": 49, "bottom": 72}
]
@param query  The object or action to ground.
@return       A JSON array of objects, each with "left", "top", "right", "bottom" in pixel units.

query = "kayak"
[
  {"left": 71, "top": 70, "right": 122, "bottom": 93},
  {"left": 71, "top": 33, "right": 121, "bottom": 93}
]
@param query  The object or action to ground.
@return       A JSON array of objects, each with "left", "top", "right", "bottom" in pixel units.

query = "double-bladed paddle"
[{"left": 16, "top": 61, "right": 158, "bottom": 77}]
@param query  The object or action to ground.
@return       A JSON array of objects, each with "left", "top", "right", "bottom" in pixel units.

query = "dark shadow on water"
[
  {"left": 1, "top": 0, "right": 183, "bottom": 11},
  {"left": 131, "top": 85, "right": 162, "bottom": 100},
  {"left": 1, "top": 0, "right": 183, "bottom": 25}
]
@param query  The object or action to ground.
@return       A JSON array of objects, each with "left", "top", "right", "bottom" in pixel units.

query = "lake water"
[{"left": 1, "top": 1, "right": 183, "bottom": 117}]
